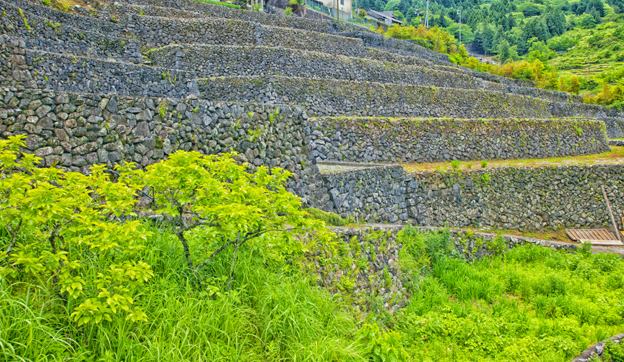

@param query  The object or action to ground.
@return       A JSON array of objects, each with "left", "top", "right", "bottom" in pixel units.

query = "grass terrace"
[{"left": 403, "top": 146, "right": 624, "bottom": 173}]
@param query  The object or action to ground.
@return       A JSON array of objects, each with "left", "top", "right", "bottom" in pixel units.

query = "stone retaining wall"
[
  {"left": 9, "top": 0, "right": 126, "bottom": 36},
  {"left": 0, "top": 86, "right": 320, "bottom": 200},
  {"left": 96, "top": 0, "right": 587, "bottom": 97},
  {"left": 9, "top": 46, "right": 199, "bottom": 98},
  {"left": 571, "top": 333, "right": 624, "bottom": 362},
  {"left": 198, "top": 76, "right": 623, "bottom": 134},
  {"left": 308, "top": 117, "right": 609, "bottom": 163},
  {"left": 0, "top": 37, "right": 551, "bottom": 120},
  {"left": 147, "top": 44, "right": 576, "bottom": 103},
  {"left": 315, "top": 164, "right": 624, "bottom": 231},
  {"left": 199, "top": 75, "right": 555, "bottom": 118},
  {"left": 1, "top": 2, "right": 142, "bottom": 63},
  {"left": 2, "top": 0, "right": 586, "bottom": 103},
  {"left": 3, "top": 37, "right": 622, "bottom": 137},
  {"left": 106, "top": 0, "right": 452, "bottom": 65}
]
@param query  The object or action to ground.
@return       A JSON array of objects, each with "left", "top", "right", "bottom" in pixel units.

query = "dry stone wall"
[
  {"left": 3, "top": 35, "right": 623, "bottom": 139},
  {"left": 8, "top": 47, "right": 199, "bottom": 97},
  {"left": 0, "top": 0, "right": 593, "bottom": 106},
  {"left": 199, "top": 76, "right": 555, "bottom": 118},
  {"left": 147, "top": 44, "right": 576, "bottom": 103},
  {"left": 8, "top": 0, "right": 126, "bottom": 36},
  {"left": 105, "top": 0, "right": 452, "bottom": 65},
  {"left": 315, "top": 164, "right": 624, "bottom": 231},
  {"left": 0, "top": 37, "right": 551, "bottom": 121},
  {"left": 1, "top": 2, "right": 142, "bottom": 63},
  {"left": 0, "top": 86, "right": 320, "bottom": 200},
  {"left": 198, "top": 77, "right": 624, "bottom": 135},
  {"left": 308, "top": 117, "right": 609, "bottom": 163}
]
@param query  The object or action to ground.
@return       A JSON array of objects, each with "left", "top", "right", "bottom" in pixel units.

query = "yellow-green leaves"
[
  {"left": 0, "top": 135, "right": 152, "bottom": 326},
  {"left": 142, "top": 150, "right": 320, "bottom": 285}
]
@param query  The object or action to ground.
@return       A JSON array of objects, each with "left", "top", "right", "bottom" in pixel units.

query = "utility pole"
[
  {"left": 335, "top": 0, "right": 339, "bottom": 22},
  {"left": 425, "top": 0, "right": 429, "bottom": 28},
  {"left": 458, "top": 9, "right": 461, "bottom": 47}
]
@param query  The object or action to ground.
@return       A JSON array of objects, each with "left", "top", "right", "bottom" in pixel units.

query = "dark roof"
[{"left": 366, "top": 9, "right": 403, "bottom": 24}]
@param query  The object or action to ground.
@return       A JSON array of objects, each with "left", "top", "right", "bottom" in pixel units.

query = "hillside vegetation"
[
  {"left": 2, "top": 136, "right": 624, "bottom": 361},
  {"left": 361, "top": 0, "right": 624, "bottom": 109}
]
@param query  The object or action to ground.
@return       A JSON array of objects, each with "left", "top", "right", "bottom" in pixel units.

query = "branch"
[
  {"left": 195, "top": 227, "right": 283, "bottom": 272},
  {"left": 227, "top": 234, "right": 241, "bottom": 291},
  {"left": 4, "top": 219, "right": 23, "bottom": 258},
  {"left": 195, "top": 238, "right": 237, "bottom": 272}
]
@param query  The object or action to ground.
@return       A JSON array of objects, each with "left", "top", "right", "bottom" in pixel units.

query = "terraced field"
[{"left": 1, "top": 1, "right": 624, "bottom": 360}]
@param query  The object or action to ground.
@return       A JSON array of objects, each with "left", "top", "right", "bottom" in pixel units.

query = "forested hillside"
[{"left": 362, "top": 0, "right": 624, "bottom": 108}]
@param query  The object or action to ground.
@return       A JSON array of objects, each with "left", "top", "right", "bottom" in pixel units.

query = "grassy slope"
[
  {"left": 0, "top": 227, "right": 363, "bottom": 361},
  {"left": 548, "top": 17, "right": 624, "bottom": 94},
  {"left": 396, "top": 229, "right": 624, "bottom": 362},
  {"left": 2, "top": 226, "right": 624, "bottom": 361}
]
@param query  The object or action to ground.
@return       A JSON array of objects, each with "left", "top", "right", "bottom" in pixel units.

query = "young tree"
[
  {"left": 498, "top": 40, "right": 511, "bottom": 64},
  {"left": 614, "top": 85, "right": 624, "bottom": 102},
  {"left": 599, "top": 82, "right": 614, "bottom": 105},
  {"left": 558, "top": 77, "right": 568, "bottom": 93},
  {"left": 142, "top": 151, "right": 320, "bottom": 288},
  {"left": 0, "top": 135, "right": 153, "bottom": 325},
  {"left": 570, "top": 76, "right": 581, "bottom": 95}
]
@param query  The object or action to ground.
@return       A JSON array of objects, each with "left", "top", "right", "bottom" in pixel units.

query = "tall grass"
[
  {"left": 3, "top": 224, "right": 624, "bottom": 361},
  {"left": 395, "top": 227, "right": 624, "bottom": 361},
  {"left": 0, "top": 226, "right": 363, "bottom": 361}
]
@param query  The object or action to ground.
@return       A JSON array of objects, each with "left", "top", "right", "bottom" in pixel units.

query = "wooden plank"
[
  {"left": 602, "top": 185, "right": 622, "bottom": 242},
  {"left": 566, "top": 229, "right": 620, "bottom": 243}
]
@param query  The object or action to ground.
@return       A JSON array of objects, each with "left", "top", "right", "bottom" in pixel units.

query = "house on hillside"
[
  {"left": 366, "top": 9, "right": 403, "bottom": 25},
  {"left": 313, "top": 0, "right": 352, "bottom": 20}
]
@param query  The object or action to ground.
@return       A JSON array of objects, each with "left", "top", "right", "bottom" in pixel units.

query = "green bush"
[
  {"left": 304, "top": 208, "right": 348, "bottom": 226},
  {"left": 602, "top": 340, "right": 624, "bottom": 362}
]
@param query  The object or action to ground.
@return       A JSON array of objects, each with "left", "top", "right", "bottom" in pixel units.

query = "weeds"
[{"left": 395, "top": 226, "right": 624, "bottom": 361}]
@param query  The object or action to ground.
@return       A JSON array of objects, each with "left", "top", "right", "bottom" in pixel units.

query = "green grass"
[
  {"left": 191, "top": 0, "right": 241, "bottom": 9},
  {"left": 0, "top": 226, "right": 363, "bottom": 361},
  {"left": 2, "top": 225, "right": 624, "bottom": 361},
  {"left": 304, "top": 208, "right": 349, "bottom": 226},
  {"left": 403, "top": 146, "right": 624, "bottom": 173},
  {"left": 394, "top": 228, "right": 624, "bottom": 361}
]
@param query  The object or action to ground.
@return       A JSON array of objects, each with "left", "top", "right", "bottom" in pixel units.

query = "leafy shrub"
[
  {"left": 0, "top": 136, "right": 152, "bottom": 325},
  {"left": 602, "top": 340, "right": 624, "bottom": 362},
  {"left": 480, "top": 160, "right": 488, "bottom": 168},
  {"left": 142, "top": 151, "right": 319, "bottom": 288},
  {"left": 450, "top": 160, "right": 460, "bottom": 170},
  {"left": 398, "top": 226, "right": 450, "bottom": 267},
  {"left": 357, "top": 323, "right": 409, "bottom": 362}
]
